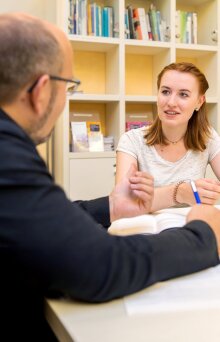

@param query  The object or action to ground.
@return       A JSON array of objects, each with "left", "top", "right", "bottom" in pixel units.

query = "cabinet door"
[{"left": 69, "top": 158, "right": 116, "bottom": 200}]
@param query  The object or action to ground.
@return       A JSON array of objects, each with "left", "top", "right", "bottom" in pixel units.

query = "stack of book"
[{"left": 103, "top": 136, "right": 114, "bottom": 151}]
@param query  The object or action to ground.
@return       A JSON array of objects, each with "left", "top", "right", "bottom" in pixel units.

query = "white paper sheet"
[{"left": 125, "top": 265, "right": 220, "bottom": 315}]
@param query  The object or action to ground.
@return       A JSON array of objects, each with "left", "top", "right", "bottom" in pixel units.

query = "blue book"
[{"left": 102, "top": 7, "right": 109, "bottom": 37}]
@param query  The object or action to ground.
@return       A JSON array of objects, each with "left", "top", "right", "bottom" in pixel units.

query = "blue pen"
[{"left": 190, "top": 180, "right": 201, "bottom": 204}]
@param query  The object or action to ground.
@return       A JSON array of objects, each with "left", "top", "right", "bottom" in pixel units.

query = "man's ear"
[{"left": 29, "top": 74, "right": 51, "bottom": 116}]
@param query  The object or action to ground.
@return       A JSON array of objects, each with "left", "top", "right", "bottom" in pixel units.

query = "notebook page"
[
  {"left": 108, "top": 214, "right": 157, "bottom": 235},
  {"left": 154, "top": 212, "right": 186, "bottom": 232}
]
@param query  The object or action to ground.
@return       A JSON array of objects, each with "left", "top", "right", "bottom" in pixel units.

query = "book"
[
  {"left": 186, "top": 12, "right": 192, "bottom": 44},
  {"left": 102, "top": 7, "right": 109, "bottom": 37},
  {"left": 109, "top": 205, "right": 220, "bottom": 236},
  {"left": 133, "top": 8, "right": 142, "bottom": 40},
  {"left": 87, "top": 121, "right": 104, "bottom": 152},
  {"left": 108, "top": 208, "right": 191, "bottom": 236},
  {"left": 103, "top": 135, "right": 114, "bottom": 151},
  {"left": 71, "top": 121, "right": 89, "bottom": 152},
  {"left": 127, "top": 5, "right": 136, "bottom": 39},
  {"left": 148, "top": 4, "right": 159, "bottom": 41},
  {"left": 192, "top": 12, "right": 197, "bottom": 44},
  {"left": 133, "top": 8, "right": 149, "bottom": 40},
  {"left": 180, "top": 10, "right": 187, "bottom": 43},
  {"left": 175, "top": 10, "right": 181, "bottom": 43},
  {"left": 126, "top": 121, "right": 151, "bottom": 131},
  {"left": 124, "top": 9, "right": 130, "bottom": 38}
]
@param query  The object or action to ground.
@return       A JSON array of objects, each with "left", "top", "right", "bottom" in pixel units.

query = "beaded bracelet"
[{"left": 173, "top": 180, "right": 189, "bottom": 205}]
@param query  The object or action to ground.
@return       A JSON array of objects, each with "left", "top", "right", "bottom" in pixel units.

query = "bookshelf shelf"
[
  {"left": 68, "top": 94, "right": 120, "bottom": 102},
  {"left": 125, "top": 95, "right": 157, "bottom": 102},
  {"left": 69, "top": 151, "right": 116, "bottom": 159},
  {"left": 54, "top": 0, "right": 220, "bottom": 200}
]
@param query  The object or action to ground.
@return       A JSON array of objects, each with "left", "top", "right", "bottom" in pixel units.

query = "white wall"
[
  {"left": 0, "top": 0, "right": 57, "bottom": 165},
  {"left": 0, "top": 0, "right": 56, "bottom": 23}
]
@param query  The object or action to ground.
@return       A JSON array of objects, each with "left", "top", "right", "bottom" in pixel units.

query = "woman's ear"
[
  {"left": 28, "top": 74, "right": 51, "bottom": 116},
  {"left": 197, "top": 95, "right": 206, "bottom": 110}
]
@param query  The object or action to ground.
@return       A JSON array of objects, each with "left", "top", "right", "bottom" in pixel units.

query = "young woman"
[{"left": 116, "top": 62, "right": 220, "bottom": 211}]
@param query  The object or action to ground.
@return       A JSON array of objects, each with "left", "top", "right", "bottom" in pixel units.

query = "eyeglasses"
[
  {"left": 27, "top": 75, "right": 81, "bottom": 95},
  {"left": 50, "top": 75, "right": 81, "bottom": 95}
]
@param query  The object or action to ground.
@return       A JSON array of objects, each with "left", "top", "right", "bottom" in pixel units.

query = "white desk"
[
  {"left": 45, "top": 207, "right": 220, "bottom": 342},
  {"left": 45, "top": 266, "right": 220, "bottom": 342}
]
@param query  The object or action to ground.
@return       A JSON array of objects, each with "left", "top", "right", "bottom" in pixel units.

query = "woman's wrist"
[{"left": 173, "top": 180, "right": 190, "bottom": 205}]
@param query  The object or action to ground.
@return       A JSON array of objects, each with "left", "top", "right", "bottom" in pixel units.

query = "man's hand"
[
  {"left": 187, "top": 204, "right": 220, "bottom": 254},
  {"left": 109, "top": 163, "right": 154, "bottom": 222}
]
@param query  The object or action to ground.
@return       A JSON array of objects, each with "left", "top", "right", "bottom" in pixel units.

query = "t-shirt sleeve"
[
  {"left": 116, "top": 129, "right": 140, "bottom": 159},
  {"left": 208, "top": 128, "right": 220, "bottom": 162}
]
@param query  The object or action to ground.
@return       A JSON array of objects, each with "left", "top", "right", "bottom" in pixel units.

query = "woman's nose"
[{"left": 167, "top": 94, "right": 177, "bottom": 106}]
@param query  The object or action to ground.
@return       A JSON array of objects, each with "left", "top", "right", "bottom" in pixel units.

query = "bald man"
[{"left": 0, "top": 13, "right": 220, "bottom": 341}]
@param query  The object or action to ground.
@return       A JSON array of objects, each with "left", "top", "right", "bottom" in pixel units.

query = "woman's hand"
[
  {"left": 194, "top": 178, "right": 220, "bottom": 204},
  {"left": 178, "top": 178, "right": 220, "bottom": 205}
]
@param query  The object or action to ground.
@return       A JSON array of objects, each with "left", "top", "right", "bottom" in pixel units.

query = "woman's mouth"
[{"left": 164, "top": 111, "right": 179, "bottom": 116}]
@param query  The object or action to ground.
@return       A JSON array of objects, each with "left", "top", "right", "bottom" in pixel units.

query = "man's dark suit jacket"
[{"left": 0, "top": 108, "right": 219, "bottom": 341}]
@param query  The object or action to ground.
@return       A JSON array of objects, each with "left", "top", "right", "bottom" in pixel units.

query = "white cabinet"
[
  {"left": 69, "top": 157, "right": 115, "bottom": 200},
  {"left": 54, "top": 0, "right": 220, "bottom": 200}
]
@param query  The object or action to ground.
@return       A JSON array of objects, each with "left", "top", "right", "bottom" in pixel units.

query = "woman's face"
[{"left": 157, "top": 70, "right": 204, "bottom": 128}]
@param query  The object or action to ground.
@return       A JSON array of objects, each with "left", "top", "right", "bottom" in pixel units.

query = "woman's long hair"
[{"left": 145, "top": 62, "right": 211, "bottom": 151}]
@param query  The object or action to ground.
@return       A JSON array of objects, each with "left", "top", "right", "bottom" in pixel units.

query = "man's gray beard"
[{"left": 31, "top": 88, "right": 57, "bottom": 145}]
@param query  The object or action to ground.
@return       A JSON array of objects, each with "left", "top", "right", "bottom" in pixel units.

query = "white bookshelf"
[{"left": 54, "top": 0, "right": 220, "bottom": 200}]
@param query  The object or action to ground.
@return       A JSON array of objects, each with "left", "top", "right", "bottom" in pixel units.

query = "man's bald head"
[{"left": 0, "top": 12, "right": 65, "bottom": 106}]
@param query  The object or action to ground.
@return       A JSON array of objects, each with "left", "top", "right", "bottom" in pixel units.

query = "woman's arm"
[
  {"left": 115, "top": 151, "right": 138, "bottom": 183},
  {"left": 151, "top": 178, "right": 220, "bottom": 211},
  {"left": 210, "top": 153, "right": 220, "bottom": 180},
  {"left": 116, "top": 152, "right": 176, "bottom": 211}
]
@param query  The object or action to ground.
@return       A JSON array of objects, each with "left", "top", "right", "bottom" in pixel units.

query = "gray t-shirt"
[{"left": 117, "top": 127, "right": 220, "bottom": 187}]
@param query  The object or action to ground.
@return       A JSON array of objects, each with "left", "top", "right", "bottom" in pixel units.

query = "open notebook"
[{"left": 108, "top": 207, "right": 193, "bottom": 235}]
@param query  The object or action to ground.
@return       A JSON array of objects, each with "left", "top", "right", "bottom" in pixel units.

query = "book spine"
[
  {"left": 146, "top": 12, "right": 153, "bottom": 40},
  {"left": 186, "top": 12, "right": 192, "bottom": 44},
  {"left": 98, "top": 5, "right": 102, "bottom": 37},
  {"left": 192, "top": 12, "right": 197, "bottom": 44},
  {"left": 81, "top": 0, "right": 87, "bottom": 36},
  {"left": 95, "top": 5, "right": 99, "bottom": 36},
  {"left": 124, "top": 9, "right": 130, "bottom": 39},
  {"left": 149, "top": 8, "right": 159, "bottom": 41},
  {"left": 78, "top": 0, "right": 82, "bottom": 35},
  {"left": 87, "top": 3, "right": 92, "bottom": 36},
  {"left": 180, "top": 11, "right": 187, "bottom": 43},
  {"left": 175, "top": 10, "right": 181, "bottom": 43},
  {"left": 133, "top": 8, "right": 142, "bottom": 40},
  {"left": 127, "top": 5, "right": 136, "bottom": 39},
  {"left": 107, "top": 7, "right": 114, "bottom": 37},
  {"left": 68, "top": 0, "right": 74, "bottom": 34},
  {"left": 156, "top": 10, "right": 161, "bottom": 41},
  {"left": 102, "top": 7, "right": 109, "bottom": 37},
  {"left": 136, "top": 8, "right": 149, "bottom": 40},
  {"left": 91, "top": 3, "right": 96, "bottom": 36}
]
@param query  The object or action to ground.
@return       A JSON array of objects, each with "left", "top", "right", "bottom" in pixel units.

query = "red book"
[{"left": 126, "top": 121, "right": 151, "bottom": 131}]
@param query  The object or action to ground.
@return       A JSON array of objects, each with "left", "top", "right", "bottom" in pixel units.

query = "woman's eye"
[
  {"left": 180, "top": 92, "right": 189, "bottom": 98},
  {"left": 161, "top": 90, "right": 170, "bottom": 95}
]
